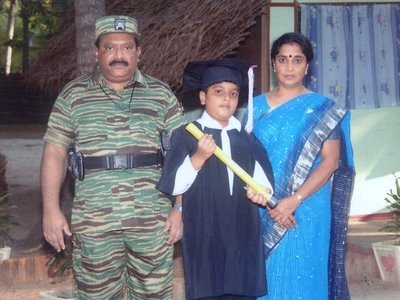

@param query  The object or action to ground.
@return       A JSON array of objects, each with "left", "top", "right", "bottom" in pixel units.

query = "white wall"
[{"left": 350, "top": 107, "right": 400, "bottom": 215}]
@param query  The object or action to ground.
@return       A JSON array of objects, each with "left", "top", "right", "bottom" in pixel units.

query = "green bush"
[
  {"left": 380, "top": 174, "right": 400, "bottom": 244},
  {"left": 0, "top": 192, "right": 14, "bottom": 247}
]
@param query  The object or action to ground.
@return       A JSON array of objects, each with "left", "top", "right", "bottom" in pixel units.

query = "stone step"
[{"left": 346, "top": 218, "right": 398, "bottom": 284}]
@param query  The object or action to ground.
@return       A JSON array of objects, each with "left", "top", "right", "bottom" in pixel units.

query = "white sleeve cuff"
[
  {"left": 253, "top": 161, "right": 274, "bottom": 195},
  {"left": 172, "top": 155, "right": 198, "bottom": 195}
]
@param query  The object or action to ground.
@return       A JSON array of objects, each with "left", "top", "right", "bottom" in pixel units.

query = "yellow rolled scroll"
[{"left": 185, "top": 123, "right": 271, "bottom": 201}]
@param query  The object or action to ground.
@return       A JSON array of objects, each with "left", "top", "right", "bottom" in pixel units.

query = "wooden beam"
[{"left": 261, "top": 4, "right": 270, "bottom": 93}]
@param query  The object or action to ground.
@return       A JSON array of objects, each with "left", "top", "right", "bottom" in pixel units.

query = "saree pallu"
[{"left": 250, "top": 93, "right": 355, "bottom": 300}]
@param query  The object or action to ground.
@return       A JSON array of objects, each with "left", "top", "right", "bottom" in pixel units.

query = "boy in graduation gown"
[{"left": 157, "top": 58, "right": 274, "bottom": 299}]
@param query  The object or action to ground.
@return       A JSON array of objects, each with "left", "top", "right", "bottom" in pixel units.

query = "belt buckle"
[{"left": 113, "top": 155, "right": 128, "bottom": 169}]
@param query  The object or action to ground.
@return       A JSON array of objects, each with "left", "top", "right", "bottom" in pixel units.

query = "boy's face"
[{"left": 199, "top": 81, "right": 239, "bottom": 127}]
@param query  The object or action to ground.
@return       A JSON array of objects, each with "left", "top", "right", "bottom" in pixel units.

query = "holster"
[
  {"left": 67, "top": 144, "right": 84, "bottom": 181},
  {"left": 160, "top": 130, "right": 171, "bottom": 158}
]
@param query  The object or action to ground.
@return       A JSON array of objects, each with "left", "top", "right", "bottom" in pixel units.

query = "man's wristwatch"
[{"left": 173, "top": 204, "right": 182, "bottom": 213}]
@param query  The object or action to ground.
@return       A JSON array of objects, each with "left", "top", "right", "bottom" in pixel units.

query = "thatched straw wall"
[{"left": 25, "top": 0, "right": 266, "bottom": 97}]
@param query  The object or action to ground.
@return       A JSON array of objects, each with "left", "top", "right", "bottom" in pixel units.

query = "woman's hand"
[
  {"left": 269, "top": 196, "right": 300, "bottom": 229},
  {"left": 270, "top": 139, "right": 341, "bottom": 229}
]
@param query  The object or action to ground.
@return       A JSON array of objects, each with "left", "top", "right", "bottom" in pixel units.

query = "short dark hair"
[
  {"left": 94, "top": 36, "right": 141, "bottom": 48},
  {"left": 201, "top": 80, "right": 239, "bottom": 93},
  {"left": 270, "top": 32, "right": 313, "bottom": 64}
]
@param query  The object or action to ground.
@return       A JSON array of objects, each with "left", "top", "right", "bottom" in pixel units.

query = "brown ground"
[{"left": 0, "top": 125, "right": 48, "bottom": 256}]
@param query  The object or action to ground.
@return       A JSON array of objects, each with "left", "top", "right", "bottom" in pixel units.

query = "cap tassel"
[{"left": 245, "top": 65, "right": 255, "bottom": 133}]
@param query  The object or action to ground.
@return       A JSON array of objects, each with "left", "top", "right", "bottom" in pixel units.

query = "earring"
[{"left": 272, "top": 64, "right": 276, "bottom": 72}]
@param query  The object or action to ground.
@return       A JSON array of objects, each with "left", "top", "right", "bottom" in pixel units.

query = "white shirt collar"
[{"left": 197, "top": 111, "right": 242, "bottom": 132}]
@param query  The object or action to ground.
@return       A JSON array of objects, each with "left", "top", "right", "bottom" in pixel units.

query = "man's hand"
[
  {"left": 165, "top": 207, "right": 183, "bottom": 245},
  {"left": 41, "top": 142, "right": 70, "bottom": 251},
  {"left": 43, "top": 208, "right": 71, "bottom": 252}
]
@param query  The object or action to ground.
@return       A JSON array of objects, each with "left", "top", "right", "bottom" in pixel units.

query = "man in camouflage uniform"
[{"left": 41, "top": 15, "right": 185, "bottom": 299}]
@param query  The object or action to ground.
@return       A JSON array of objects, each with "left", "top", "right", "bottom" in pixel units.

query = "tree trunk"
[
  {"left": 21, "top": 4, "right": 30, "bottom": 72},
  {"left": 5, "top": 0, "right": 17, "bottom": 75},
  {"left": 0, "top": 0, "right": 3, "bottom": 73},
  {"left": 74, "top": 0, "right": 105, "bottom": 76}
]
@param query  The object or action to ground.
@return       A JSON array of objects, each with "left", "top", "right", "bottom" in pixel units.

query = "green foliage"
[
  {"left": 0, "top": 0, "right": 73, "bottom": 73},
  {"left": 380, "top": 174, "right": 400, "bottom": 238},
  {"left": 20, "top": 0, "right": 72, "bottom": 35},
  {"left": 48, "top": 236, "right": 73, "bottom": 278},
  {"left": 0, "top": 192, "right": 15, "bottom": 248}
]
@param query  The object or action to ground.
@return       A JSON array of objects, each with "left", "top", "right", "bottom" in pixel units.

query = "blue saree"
[{"left": 248, "top": 93, "right": 354, "bottom": 300}]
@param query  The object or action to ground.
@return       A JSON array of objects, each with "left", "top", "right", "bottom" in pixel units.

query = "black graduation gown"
[{"left": 157, "top": 122, "right": 274, "bottom": 299}]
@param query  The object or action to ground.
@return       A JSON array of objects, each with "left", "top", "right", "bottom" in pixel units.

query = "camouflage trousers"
[{"left": 72, "top": 226, "right": 173, "bottom": 299}]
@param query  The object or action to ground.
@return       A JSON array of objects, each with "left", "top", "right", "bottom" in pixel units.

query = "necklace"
[{"left": 100, "top": 84, "right": 135, "bottom": 112}]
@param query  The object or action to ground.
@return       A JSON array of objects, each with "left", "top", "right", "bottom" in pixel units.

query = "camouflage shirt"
[{"left": 44, "top": 67, "right": 185, "bottom": 234}]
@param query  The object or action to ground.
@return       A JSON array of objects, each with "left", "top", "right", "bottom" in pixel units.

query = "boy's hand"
[
  {"left": 190, "top": 134, "right": 216, "bottom": 170},
  {"left": 165, "top": 209, "right": 183, "bottom": 245},
  {"left": 246, "top": 185, "right": 271, "bottom": 207},
  {"left": 196, "top": 134, "right": 216, "bottom": 159}
]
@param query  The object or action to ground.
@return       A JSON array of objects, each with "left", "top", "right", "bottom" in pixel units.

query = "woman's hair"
[{"left": 270, "top": 32, "right": 314, "bottom": 64}]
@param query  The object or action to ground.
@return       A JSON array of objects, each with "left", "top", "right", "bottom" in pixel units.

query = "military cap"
[
  {"left": 95, "top": 15, "right": 140, "bottom": 39},
  {"left": 182, "top": 58, "right": 252, "bottom": 107}
]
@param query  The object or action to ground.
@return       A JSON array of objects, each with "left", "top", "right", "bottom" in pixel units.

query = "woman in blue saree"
[{"left": 245, "top": 33, "right": 355, "bottom": 300}]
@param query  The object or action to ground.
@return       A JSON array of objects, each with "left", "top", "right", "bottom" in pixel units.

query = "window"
[{"left": 301, "top": 4, "right": 400, "bottom": 109}]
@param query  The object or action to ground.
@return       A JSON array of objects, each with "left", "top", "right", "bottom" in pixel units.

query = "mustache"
[{"left": 109, "top": 60, "right": 129, "bottom": 66}]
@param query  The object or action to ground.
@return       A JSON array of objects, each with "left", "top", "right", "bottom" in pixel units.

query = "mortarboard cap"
[
  {"left": 182, "top": 58, "right": 253, "bottom": 108},
  {"left": 95, "top": 15, "right": 140, "bottom": 40}
]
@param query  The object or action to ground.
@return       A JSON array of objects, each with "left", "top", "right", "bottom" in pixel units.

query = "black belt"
[{"left": 83, "top": 152, "right": 162, "bottom": 170}]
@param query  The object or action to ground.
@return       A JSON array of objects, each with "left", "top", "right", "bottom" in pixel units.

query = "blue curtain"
[{"left": 300, "top": 4, "right": 400, "bottom": 109}]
